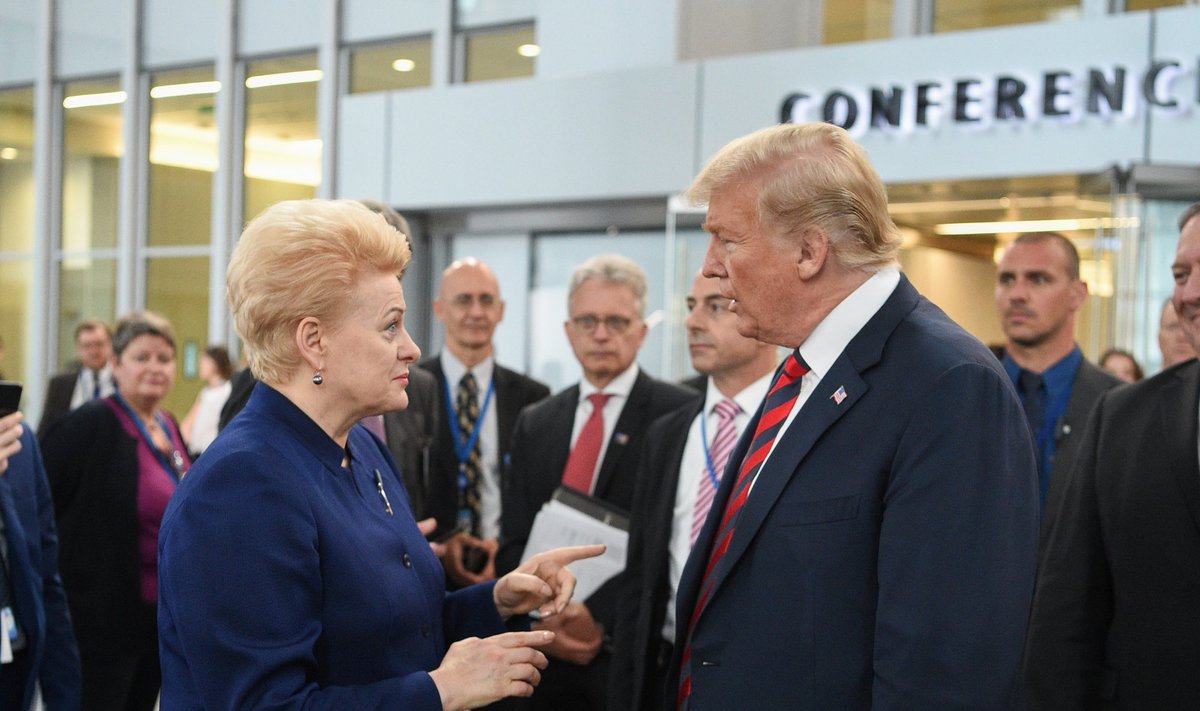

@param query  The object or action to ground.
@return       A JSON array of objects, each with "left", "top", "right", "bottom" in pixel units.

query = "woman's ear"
[{"left": 294, "top": 317, "right": 326, "bottom": 372}]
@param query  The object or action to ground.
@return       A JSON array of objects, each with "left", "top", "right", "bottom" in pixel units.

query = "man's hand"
[
  {"left": 532, "top": 601, "right": 603, "bottom": 665},
  {"left": 0, "top": 411, "right": 24, "bottom": 476},
  {"left": 493, "top": 544, "right": 606, "bottom": 620},
  {"left": 443, "top": 535, "right": 499, "bottom": 587}
]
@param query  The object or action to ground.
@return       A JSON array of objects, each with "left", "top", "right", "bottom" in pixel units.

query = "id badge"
[{"left": 1, "top": 606, "right": 13, "bottom": 663}]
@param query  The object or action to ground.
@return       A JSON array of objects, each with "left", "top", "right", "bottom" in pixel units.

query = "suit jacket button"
[
  {"left": 421, "top": 623, "right": 431, "bottom": 638},
  {"left": 402, "top": 553, "right": 413, "bottom": 568}
]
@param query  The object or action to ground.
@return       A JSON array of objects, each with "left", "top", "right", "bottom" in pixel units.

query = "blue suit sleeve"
[
  {"left": 158, "top": 450, "right": 443, "bottom": 711},
  {"left": 873, "top": 363, "right": 1039, "bottom": 710},
  {"left": 25, "top": 425, "right": 82, "bottom": 710}
]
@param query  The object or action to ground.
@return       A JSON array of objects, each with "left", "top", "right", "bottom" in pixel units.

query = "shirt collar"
[
  {"left": 798, "top": 267, "right": 901, "bottom": 379},
  {"left": 1003, "top": 347, "right": 1083, "bottom": 399},
  {"left": 580, "top": 362, "right": 640, "bottom": 401},
  {"left": 705, "top": 368, "right": 775, "bottom": 418},
  {"left": 245, "top": 381, "right": 347, "bottom": 474},
  {"left": 440, "top": 349, "right": 495, "bottom": 389}
]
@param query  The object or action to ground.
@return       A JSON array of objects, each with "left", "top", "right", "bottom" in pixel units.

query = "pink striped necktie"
[
  {"left": 691, "top": 398, "right": 741, "bottom": 546},
  {"left": 678, "top": 352, "right": 809, "bottom": 709}
]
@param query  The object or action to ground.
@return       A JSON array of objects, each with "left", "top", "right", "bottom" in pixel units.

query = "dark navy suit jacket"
[
  {"left": 158, "top": 383, "right": 513, "bottom": 710},
  {"left": 0, "top": 424, "right": 81, "bottom": 710},
  {"left": 668, "top": 276, "right": 1040, "bottom": 710}
]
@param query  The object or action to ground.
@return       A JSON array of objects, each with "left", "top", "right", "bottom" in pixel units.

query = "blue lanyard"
[
  {"left": 442, "top": 374, "right": 496, "bottom": 466},
  {"left": 111, "top": 392, "right": 184, "bottom": 484},
  {"left": 698, "top": 408, "right": 721, "bottom": 489}
]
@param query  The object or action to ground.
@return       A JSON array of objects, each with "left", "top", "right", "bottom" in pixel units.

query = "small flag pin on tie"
[
  {"left": 831, "top": 385, "right": 848, "bottom": 405},
  {"left": 614, "top": 432, "right": 630, "bottom": 445}
]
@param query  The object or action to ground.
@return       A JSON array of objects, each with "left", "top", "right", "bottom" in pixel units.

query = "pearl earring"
[{"left": 312, "top": 370, "right": 324, "bottom": 386}]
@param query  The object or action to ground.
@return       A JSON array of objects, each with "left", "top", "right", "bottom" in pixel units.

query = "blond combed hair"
[
  {"left": 686, "top": 122, "right": 901, "bottom": 272},
  {"left": 227, "top": 199, "right": 412, "bottom": 384}
]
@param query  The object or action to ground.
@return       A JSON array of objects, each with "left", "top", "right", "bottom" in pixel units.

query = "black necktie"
[
  {"left": 92, "top": 370, "right": 102, "bottom": 400},
  {"left": 1019, "top": 369, "right": 1045, "bottom": 446},
  {"left": 455, "top": 373, "right": 483, "bottom": 536}
]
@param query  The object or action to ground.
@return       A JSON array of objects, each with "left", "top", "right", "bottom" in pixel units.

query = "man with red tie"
[
  {"left": 498, "top": 254, "right": 697, "bottom": 711},
  {"left": 609, "top": 270, "right": 780, "bottom": 711},
  {"left": 668, "top": 122, "right": 1039, "bottom": 710}
]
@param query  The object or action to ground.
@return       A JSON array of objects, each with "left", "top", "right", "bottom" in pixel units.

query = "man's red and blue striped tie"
[{"left": 677, "top": 351, "right": 809, "bottom": 709}]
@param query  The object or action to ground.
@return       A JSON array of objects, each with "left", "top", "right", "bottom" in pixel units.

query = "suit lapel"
[
  {"left": 1165, "top": 362, "right": 1200, "bottom": 538},
  {"left": 593, "top": 372, "right": 651, "bottom": 498},
  {"left": 547, "top": 386, "right": 580, "bottom": 489},
  {"left": 493, "top": 367, "right": 517, "bottom": 458}
]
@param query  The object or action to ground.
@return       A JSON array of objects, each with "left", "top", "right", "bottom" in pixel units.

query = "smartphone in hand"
[{"left": 0, "top": 381, "right": 22, "bottom": 418}]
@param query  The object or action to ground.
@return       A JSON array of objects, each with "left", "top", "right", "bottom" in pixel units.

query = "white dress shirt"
[
  {"left": 570, "top": 363, "right": 641, "bottom": 495},
  {"left": 69, "top": 364, "right": 116, "bottom": 410},
  {"left": 439, "top": 351, "right": 502, "bottom": 540},
  {"left": 662, "top": 370, "right": 773, "bottom": 641},
  {"left": 750, "top": 267, "right": 901, "bottom": 494}
]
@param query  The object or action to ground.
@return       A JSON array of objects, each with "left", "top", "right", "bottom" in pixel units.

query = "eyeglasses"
[{"left": 570, "top": 314, "right": 634, "bottom": 334}]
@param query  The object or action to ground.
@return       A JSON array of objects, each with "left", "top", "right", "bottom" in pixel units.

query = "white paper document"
[{"left": 520, "top": 495, "right": 629, "bottom": 602}]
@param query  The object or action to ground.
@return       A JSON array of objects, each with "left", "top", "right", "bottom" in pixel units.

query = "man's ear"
[
  {"left": 794, "top": 228, "right": 831, "bottom": 281},
  {"left": 294, "top": 317, "right": 326, "bottom": 372}
]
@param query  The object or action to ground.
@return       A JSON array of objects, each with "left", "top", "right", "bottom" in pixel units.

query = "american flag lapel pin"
[
  {"left": 614, "top": 432, "right": 630, "bottom": 445},
  {"left": 831, "top": 385, "right": 848, "bottom": 405}
]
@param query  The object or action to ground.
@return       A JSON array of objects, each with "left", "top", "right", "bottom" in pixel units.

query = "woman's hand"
[
  {"left": 493, "top": 544, "right": 606, "bottom": 620},
  {"left": 429, "top": 630, "right": 554, "bottom": 710}
]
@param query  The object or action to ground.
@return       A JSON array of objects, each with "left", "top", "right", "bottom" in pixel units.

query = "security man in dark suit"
[
  {"left": 609, "top": 271, "right": 778, "bottom": 711},
  {"left": 416, "top": 258, "right": 549, "bottom": 588},
  {"left": 38, "top": 320, "right": 114, "bottom": 438},
  {"left": 499, "top": 254, "right": 696, "bottom": 711},
  {"left": 1025, "top": 202, "right": 1200, "bottom": 709},
  {"left": 994, "top": 232, "right": 1121, "bottom": 532}
]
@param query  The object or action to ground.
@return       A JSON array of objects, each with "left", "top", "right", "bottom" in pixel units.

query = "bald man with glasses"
[{"left": 498, "top": 254, "right": 697, "bottom": 711}]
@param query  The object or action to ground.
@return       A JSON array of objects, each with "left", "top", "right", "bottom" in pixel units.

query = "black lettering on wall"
[
  {"left": 995, "top": 76, "right": 1026, "bottom": 120},
  {"left": 780, "top": 92, "right": 809, "bottom": 123},
  {"left": 870, "top": 86, "right": 903, "bottom": 128},
  {"left": 1042, "top": 70, "right": 1072, "bottom": 117},
  {"left": 916, "top": 82, "right": 940, "bottom": 126},
  {"left": 954, "top": 79, "right": 982, "bottom": 123},
  {"left": 823, "top": 91, "right": 859, "bottom": 129},
  {"left": 1143, "top": 61, "right": 1180, "bottom": 108},
  {"left": 1086, "top": 66, "right": 1126, "bottom": 115}
]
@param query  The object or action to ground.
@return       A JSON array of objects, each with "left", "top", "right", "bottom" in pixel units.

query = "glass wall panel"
[
  {"left": 58, "top": 257, "right": 117, "bottom": 369},
  {"left": 0, "top": 87, "right": 35, "bottom": 253},
  {"left": 349, "top": 37, "right": 434, "bottom": 94},
  {"left": 149, "top": 66, "right": 217, "bottom": 247},
  {"left": 63, "top": 77, "right": 122, "bottom": 252},
  {"left": 528, "top": 231, "right": 669, "bottom": 393},
  {"left": 0, "top": 260, "right": 32, "bottom": 389},
  {"left": 146, "top": 256, "right": 210, "bottom": 417},
  {"left": 463, "top": 23, "right": 537, "bottom": 83},
  {"left": 456, "top": 0, "right": 536, "bottom": 29},
  {"left": 143, "top": 0, "right": 218, "bottom": 67},
  {"left": 244, "top": 54, "right": 319, "bottom": 221},
  {"left": 825, "top": 0, "right": 893, "bottom": 44},
  {"left": 934, "top": 0, "right": 1080, "bottom": 32},
  {"left": 0, "top": 2, "right": 38, "bottom": 84},
  {"left": 56, "top": 0, "right": 124, "bottom": 76}
]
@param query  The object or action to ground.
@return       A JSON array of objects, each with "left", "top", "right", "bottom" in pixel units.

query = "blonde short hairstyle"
[
  {"left": 227, "top": 199, "right": 412, "bottom": 384},
  {"left": 568, "top": 254, "right": 648, "bottom": 316},
  {"left": 685, "top": 122, "right": 901, "bottom": 272}
]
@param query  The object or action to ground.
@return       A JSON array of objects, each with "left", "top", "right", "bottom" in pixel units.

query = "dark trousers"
[
  {"left": 0, "top": 647, "right": 32, "bottom": 711},
  {"left": 81, "top": 603, "right": 159, "bottom": 711}
]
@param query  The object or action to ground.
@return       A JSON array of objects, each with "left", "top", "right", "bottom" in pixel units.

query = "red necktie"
[
  {"left": 678, "top": 352, "right": 809, "bottom": 709},
  {"left": 561, "top": 392, "right": 611, "bottom": 494}
]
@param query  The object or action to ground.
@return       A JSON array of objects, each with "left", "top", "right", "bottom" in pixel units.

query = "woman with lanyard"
[{"left": 42, "top": 310, "right": 189, "bottom": 711}]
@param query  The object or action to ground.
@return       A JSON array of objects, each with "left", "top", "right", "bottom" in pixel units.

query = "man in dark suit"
[
  {"left": 993, "top": 233, "right": 1121, "bottom": 531},
  {"left": 667, "top": 122, "right": 1039, "bottom": 710},
  {"left": 609, "top": 271, "right": 779, "bottom": 711},
  {"left": 499, "top": 254, "right": 697, "bottom": 711},
  {"left": 0, "top": 411, "right": 81, "bottom": 710},
  {"left": 1024, "top": 202, "right": 1200, "bottom": 709},
  {"left": 37, "top": 320, "right": 114, "bottom": 438},
  {"left": 417, "top": 258, "right": 550, "bottom": 588}
]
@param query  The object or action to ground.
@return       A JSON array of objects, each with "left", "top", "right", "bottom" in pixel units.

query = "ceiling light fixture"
[
  {"left": 62, "top": 91, "right": 127, "bottom": 109},
  {"left": 150, "top": 80, "right": 221, "bottom": 99},
  {"left": 245, "top": 69, "right": 323, "bottom": 89},
  {"left": 391, "top": 58, "right": 416, "bottom": 72},
  {"left": 517, "top": 43, "right": 541, "bottom": 58},
  {"left": 0, "top": 147, "right": 18, "bottom": 160},
  {"left": 934, "top": 217, "right": 1139, "bottom": 236}
]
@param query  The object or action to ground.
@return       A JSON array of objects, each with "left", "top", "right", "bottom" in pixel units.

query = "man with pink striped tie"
[
  {"left": 666, "top": 122, "right": 1039, "bottom": 711},
  {"left": 609, "top": 271, "right": 779, "bottom": 711}
]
